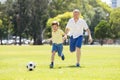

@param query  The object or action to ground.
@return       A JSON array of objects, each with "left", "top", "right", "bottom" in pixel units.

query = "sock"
[
  {"left": 61, "top": 53, "right": 64, "bottom": 56},
  {"left": 51, "top": 62, "right": 54, "bottom": 65}
]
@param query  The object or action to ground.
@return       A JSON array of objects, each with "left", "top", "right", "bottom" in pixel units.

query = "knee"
[
  {"left": 52, "top": 51, "right": 56, "bottom": 56},
  {"left": 76, "top": 47, "right": 81, "bottom": 51}
]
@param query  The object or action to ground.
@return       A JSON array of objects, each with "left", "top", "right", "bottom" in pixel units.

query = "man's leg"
[
  {"left": 76, "top": 47, "right": 81, "bottom": 66},
  {"left": 70, "top": 36, "right": 76, "bottom": 52},
  {"left": 75, "top": 36, "right": 83, "bottom": 67}
]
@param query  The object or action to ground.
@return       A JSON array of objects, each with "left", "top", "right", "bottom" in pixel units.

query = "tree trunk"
[
  {"left": 0, "top": 38, "right": 2, "bottom": 45},
  {"left": 36, "top": 34, "right": 43, "bottom": 45},
  {"left": 100, "top": 39, "right": 103, "bottom": 46},
  {"left": 33, "top": 33, "right": 37, "bottom": 45},
  {"left": 19, "top": 35, "right": 22, "bottom": 45}
]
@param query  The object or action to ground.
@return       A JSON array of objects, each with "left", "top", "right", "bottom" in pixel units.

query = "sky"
[
  {"left": 0, "top": 0, "right": 6, "bottom": 3},
  {"left": 101, "top": 0, "right": 111, "bottom": 4}
]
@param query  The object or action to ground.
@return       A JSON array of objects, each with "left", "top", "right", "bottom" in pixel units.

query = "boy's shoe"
[
  {"left": 61, "top": 55, "right": 65, "bottom": 60},
  {"left": 50, "top": 62, "right": 54, "bottom": 68},
  {"left": 76, "top": 63, "right": 80, "bottom": 67}
]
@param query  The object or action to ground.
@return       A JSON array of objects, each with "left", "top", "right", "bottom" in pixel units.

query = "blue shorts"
[
  {"left": 52, "top": 43, "right": 63, "bottom": 56},
  {"left": 69, "top": 36, "right": 83, "bottom": 52}
]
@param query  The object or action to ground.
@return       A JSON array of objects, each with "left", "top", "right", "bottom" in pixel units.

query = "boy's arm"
[{"left": 47, "top": 38, "right": 52, "bottom": 41}]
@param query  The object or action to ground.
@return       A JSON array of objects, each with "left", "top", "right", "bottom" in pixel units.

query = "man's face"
[
  {"left": 73, "top": 11, "right": 80, "bottom": 19},
  {"left": 52, "top": 25, "right": 58, "bottom": 31}
]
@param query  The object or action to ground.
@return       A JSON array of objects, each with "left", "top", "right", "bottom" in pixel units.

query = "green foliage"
[
  {"left": 0, "top": 0, "right": 114, "bottom": 43},
  {"left": 47, "top": 12, "right": 72, "bottom": 28},
  {"left": 109, "top": 8, "right": 120, "bottom": 39},
  {"left": 90, "top": 7, "right": 106, "bottom": 32},
  {"left": 95, "top": 20, "right": 111, "bottom": 39},
  {"left": 0, "top": 19, "right": 2, "bottom": 26},
  {"left": 96, "top": 0, "right": 112, "bottom": 13},
  {"left": 5, "top": 0, "right": 49, "bottom": 45}
]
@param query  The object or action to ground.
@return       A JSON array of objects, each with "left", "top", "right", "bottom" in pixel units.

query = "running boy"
[{"left": 49, "top": 21, "right": 66, "bottom": 68}]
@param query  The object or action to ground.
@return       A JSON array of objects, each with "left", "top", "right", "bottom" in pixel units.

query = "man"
[{"left": 64, "top": 9, "right": 92, "bottom": 67}]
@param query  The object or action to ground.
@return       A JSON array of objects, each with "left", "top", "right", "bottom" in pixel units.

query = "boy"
[{"left": 49, "top": 21, "right": 66, "bottom": 68}]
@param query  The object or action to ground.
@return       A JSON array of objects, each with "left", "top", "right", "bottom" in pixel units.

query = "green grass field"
[{"left": 0, "top": 45, "right": 120, "bottom": 80}]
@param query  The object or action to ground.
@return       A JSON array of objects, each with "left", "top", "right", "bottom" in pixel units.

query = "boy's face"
[{"left": 52, "top": 25, "right": 58, "bottom": 32}]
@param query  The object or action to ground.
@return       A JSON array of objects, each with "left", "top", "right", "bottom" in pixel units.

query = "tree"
[
  {"left": 90, "top": 7, "right": 106, "bottom": 36},
  {"left": 0, "top": 1, "right": 14, "bottom": 45},
  {"left": 95, "top": 20, "right": 111, "bottom": 45},
  {"left": 48, "top": 0, "right": 73, "bottom": 18},
  {"left": 28, "top": 0, "right": 48, "bottom": 45},
  {"left": 96, "top": 0, "right": 112, "bottom": 13},
  {"left": 8, "top": 0, "right": 48, "bottom": 45},
  {"left": 0, "top": 19, "right": 3, "bottom": 44},
  {"left": 109, "top": 8, "right": 120, "bottom": 39}
]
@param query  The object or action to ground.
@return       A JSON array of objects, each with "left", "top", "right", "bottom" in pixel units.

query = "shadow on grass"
[{"left": 51, "top": 65, "right": 85, "bottom": 69}]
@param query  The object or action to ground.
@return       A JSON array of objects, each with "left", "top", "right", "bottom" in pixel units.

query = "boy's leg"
[
  {"left": 50, "top": 51, "right": 56, "bottom": 68},
  {"left": 51, "top": 51, "right": 56, "bottom": 63},
  {"left": 50, "top": 44, "right": 57, "bottom": 68},
  {"left": 57, "top": 44, "right": 65, "bottom": 60}
]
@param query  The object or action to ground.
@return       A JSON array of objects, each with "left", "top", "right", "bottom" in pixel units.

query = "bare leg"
[
  {"left": 76, "top": 47, "right": 81, "bottom": 65},
  {"left": 50, "top": 51, "right": 56, "bottom": 68},
  {"left": 51, "top": 51, "right": 56, "bottom": 62}
]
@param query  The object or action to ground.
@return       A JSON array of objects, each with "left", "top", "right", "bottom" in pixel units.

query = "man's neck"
[{"left": 74, "top": 17, "right": 79, "bottom": 22}]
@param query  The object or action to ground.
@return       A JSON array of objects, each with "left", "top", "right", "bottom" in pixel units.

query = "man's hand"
[
  {"left": 88, "top": 36, "right": 93, "bottom": 44},
  {"left": 63, "top": 34, "right": 67, "bottom": 41}
]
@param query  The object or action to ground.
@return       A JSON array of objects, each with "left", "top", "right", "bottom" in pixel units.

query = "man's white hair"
[{"left": 73, "top": 9, "right": 80, "bottom": 13}]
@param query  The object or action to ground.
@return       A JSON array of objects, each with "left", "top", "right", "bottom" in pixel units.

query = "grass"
[{"left": 0, "top": 45, "right": 120, "bottom": 80}]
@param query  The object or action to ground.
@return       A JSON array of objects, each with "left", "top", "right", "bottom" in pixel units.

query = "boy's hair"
[{"left": 52, "top": 21, "right": 59, "bottom": 26}]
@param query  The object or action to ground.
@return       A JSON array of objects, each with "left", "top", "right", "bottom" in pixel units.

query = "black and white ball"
[{"left": 26, "top": 62, "right": 36, "bottom": 71}]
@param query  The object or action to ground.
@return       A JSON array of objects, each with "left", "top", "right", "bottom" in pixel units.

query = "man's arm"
[
  {"left": 65, "top": 28, "right": 70, "bottom": 35},
  {"left": 63, "top": 28, "right": 70, "bottom": 40},
  {"left": 86, "top": 28, "right": 93, "bottom": 43}
]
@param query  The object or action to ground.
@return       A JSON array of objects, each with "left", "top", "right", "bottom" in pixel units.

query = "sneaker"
[
  {"left": 76, "top": 63, "right": 80, "bottom": 67},
  {"left": 50, "top": 62, "right": 54, "bottom": 68},
  {"left": 61, "top": 55, "right": 65, "bottom": 60}
]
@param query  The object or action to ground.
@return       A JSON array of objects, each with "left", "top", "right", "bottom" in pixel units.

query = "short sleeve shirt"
[
  {"left": 66, "top": 18, "right": 88, "bottom": 38},
  {"left": 52, "top": 29, "right": 64, "bottom": 44}
]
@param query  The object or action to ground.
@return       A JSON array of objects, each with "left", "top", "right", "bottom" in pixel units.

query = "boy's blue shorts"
[
  {"left": 69, "top": 36, "right": 83, "bottom": 52},
  {"left": 52, "top": 43, "right": 63, "bottom": 56}
]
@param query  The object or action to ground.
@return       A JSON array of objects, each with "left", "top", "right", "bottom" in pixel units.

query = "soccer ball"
[{"left": 26, "top": 62, "right": 36, "bottom": 71}]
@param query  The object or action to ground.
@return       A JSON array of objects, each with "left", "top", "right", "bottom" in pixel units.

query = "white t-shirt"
[{"left": 66, "top": 18, "right": 88, "bottom": 38}]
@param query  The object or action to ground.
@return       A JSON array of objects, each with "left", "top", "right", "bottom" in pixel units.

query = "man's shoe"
[{"left": 76, "top": 63, "right": 80, "bottom": 67}]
